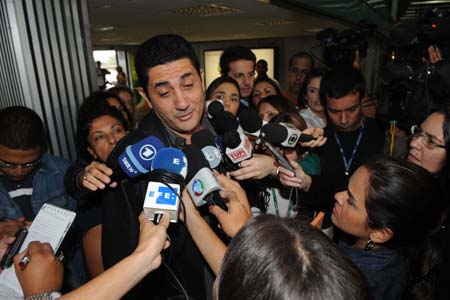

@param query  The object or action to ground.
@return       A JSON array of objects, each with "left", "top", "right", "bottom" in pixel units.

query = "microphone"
[
  {"left": 260, "top": 122, "right": 314, "bottom": 148},
  {"left": 257, "top": 137, "right": 295, "bottom": 173},
  {"left": 238, "top": 108, "right": 264, "bottom": 137},
  {"left": 212, "top": 111, "right": 239, "bottom": 135},
  {"left": 143, "top": 148, "right": 187, "bottom": 223},
  {"left": 205, "top": 100, "right": 224, "bottom": 119},
  {"left": 191, "top": 129, "right": 222, "bottom": 169},
  {"left": 117, "top": 136, "right": 164, "bottom": 178},
  {"left": 184, "top": 145, "right": 227, "bottom": 211},
  {"left": 222, "top": 131, "right": 253, "bottom": 165}
]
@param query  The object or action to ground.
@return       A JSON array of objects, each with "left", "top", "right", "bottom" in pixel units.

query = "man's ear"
[
  {"left": 369, "top": 227, "right": 393, "bottom": 244},
  {"left": 87, "top": 147, "right": 97, "bottom": 159},
  {"left": 200, "top": 68, "right": 206, "bottom": 91},
  {"left": 136, "top": 87, "right": 153, "bottom": 109}
]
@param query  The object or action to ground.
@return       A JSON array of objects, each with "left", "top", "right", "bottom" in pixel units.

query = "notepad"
[{"left": 0, "top": 204, "right": 76, "bottom": 296}]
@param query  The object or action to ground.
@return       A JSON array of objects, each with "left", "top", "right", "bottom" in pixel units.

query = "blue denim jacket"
[{"left": 0, "top": 154, "right": 76, "bottom": 219}]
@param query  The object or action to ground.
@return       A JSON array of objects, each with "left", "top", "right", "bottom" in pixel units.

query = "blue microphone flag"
[{"left": 118, "top": 136, "right": 164, "bottom": 178}]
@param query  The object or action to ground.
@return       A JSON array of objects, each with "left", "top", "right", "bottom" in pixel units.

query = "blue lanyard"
[{"left": 333, "top": 123, "right": 365, "bottom": 176}]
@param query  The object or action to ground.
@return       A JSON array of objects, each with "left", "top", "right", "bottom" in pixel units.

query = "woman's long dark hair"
[
  {"left": 298, "top": 68, "right": 328, "bottom": 109},
  {"left": 218, "top": 215, "right": 372, "bottom": 300},
  {"left": 363, "top": 158, "right": 442, "bottom": 300}
]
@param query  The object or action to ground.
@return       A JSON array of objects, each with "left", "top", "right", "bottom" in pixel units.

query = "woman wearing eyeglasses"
[{"left": 407, "top": 107, "right": 450, "bottom": 300}]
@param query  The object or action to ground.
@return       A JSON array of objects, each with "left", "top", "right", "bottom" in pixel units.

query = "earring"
[{"left": 364, "top": 239, "right": 375, "bottom": 251}]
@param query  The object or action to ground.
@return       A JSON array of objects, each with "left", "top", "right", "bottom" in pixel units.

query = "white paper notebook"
[{"left": 0, "top": 204, "right": 76, "bottom": 297}]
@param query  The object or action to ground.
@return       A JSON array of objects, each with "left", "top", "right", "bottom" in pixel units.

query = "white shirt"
[{"left": 299, "top": 107, "right": 326, "bottom": 128}]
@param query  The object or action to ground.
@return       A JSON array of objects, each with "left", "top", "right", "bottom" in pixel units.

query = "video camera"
[
  {"left": 316, "top": 20, "right": 376, "bottom": 68},
  {"left": 377, "top": 8, "right": 450, "bottom": 129}
]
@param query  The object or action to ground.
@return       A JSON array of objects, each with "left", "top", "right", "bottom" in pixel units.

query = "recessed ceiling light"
[
  {"left": 101, "top": 38, "right": 120, "bottom": 42},
  {"left": 304, "top": 28, "right": 325, "bottom": 33},
  {"left": 173, "top": 4, "right": 240, "bottom": 16},
  {"left": 411, "top": 0, "right": 450, "bottom": 5},
  {"left": 95, "top": 26, "right": 115, "bottom": 31},
  {"left": 256, "top": 20, "right": 297, "bottom": 26}
]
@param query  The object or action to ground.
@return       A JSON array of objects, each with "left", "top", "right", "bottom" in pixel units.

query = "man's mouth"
[{"left": 177, "top": 111, "right": 193, "bottom": 121}]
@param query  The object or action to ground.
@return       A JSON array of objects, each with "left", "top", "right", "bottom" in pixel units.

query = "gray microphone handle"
[{"left": 263, "top": 140, "right": 295, "bottom": 174}]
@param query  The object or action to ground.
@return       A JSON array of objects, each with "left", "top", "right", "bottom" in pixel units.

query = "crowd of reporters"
[{"left": 0, "top": 33, "right": 449, "bottom": 300}]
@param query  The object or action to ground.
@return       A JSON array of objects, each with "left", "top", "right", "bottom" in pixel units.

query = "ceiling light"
[
  {"left": 256, "top": 20, "right": 297, "bottom": 26},
  {"left": 304, "top": 28, "right": 325, "bottom": 33},
  {"left": 95, "top": 26, "right": 115, "bottom": 31},
  {"left": 173, "top": 4, "right": 240, "bottom": 16},
  {"left": 411, "top": 0, "right": 450, "bottom": 5}
]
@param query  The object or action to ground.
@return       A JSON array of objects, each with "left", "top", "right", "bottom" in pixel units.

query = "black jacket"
[{"left": 102, "top": 110, "right": 213, "bottom": 300}]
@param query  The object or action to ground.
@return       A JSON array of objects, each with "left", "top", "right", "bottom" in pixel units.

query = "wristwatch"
[{"left": 24, "top": 290, "right": 62, "bottom": 300}]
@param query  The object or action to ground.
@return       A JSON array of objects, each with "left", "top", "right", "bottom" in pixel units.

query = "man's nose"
[
  {"left": 173, "top": 89, "right": 189, "bottom": 109},
  {"left": 340, "top": 112, "right": 348, "bottom": 125}
]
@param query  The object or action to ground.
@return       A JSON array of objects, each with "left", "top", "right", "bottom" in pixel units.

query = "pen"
[{"left": 18, "top": 255, "right": 30, "bottom": 270}]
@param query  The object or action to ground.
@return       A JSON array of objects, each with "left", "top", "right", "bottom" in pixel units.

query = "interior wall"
[
  {"left": 0, "top": 0, "right": 96, "bottom": 161},
  {"left": 191, "top": 36, "right": 321, "bottom": 91}
]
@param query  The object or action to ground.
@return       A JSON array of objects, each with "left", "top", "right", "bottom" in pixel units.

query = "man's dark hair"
[
  {"left": 256, "top": 59, "right": 268, "bottom": 68},
  {"left": 288, "top": 51, "right": 315, "bottom": 69},
  {"left": 135, "top": 34, "right": 200, "bottom": 96},
  {"left": 220, "top": 46, "right": 256, "bottom": 75},
  {"left": 0, "top": 106, "right": 46, "bottom": 150},
  {"left": 319, "top": 67, "right": 366, "bottom": 108}
]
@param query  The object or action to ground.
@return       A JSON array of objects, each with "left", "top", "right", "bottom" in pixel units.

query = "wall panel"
[{"left": 0, "top": 0, "right": 95, "bottom": 160}]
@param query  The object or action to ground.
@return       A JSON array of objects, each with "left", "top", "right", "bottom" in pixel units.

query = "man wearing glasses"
[
  {"left": 282, "top": 51, "right": 314, "bottom": 107},
  {"left": 0, "top": 106, "right": 75, "bottom": 239}
]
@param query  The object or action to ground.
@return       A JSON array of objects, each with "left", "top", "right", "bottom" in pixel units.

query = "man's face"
[
  {"left": 326, "top": 91, "right": 363, "bottom": 132},
  {"left": 0, "top": 145, "right": 42, "bottom": 181},
  {"left": 287, "top": 57, "right": 312, "bottom": 94},
  {"left": 227, "top": 59, "right": 255, "bottom": 98},
  {"left": 142, "top": 58, "right": 205, "bottom": 138}
]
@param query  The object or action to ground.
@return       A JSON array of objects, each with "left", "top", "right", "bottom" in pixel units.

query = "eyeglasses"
[
  {"left": 0, "top": 158, "right": 41, "bottom": 169},
  {"left": 411, "top": 125, "right": 446, "bottom": 150}
]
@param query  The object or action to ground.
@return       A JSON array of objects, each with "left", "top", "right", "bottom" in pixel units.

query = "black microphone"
[
  {"left": 212, "top": 111, "right": 239, "bottom": 135},
  {"left": 238, "top": 108, "right": 264, "bottom": 137},
  {"left": 191, "top": 129, "right": 223, "bottom": 169},
  {"left": 260, "top": 122, "right": 314, "bottom": 147},
  {"left": 205, "top": 100, "right": 224, "bottom": 119},
  {"left": 184, "top": 145, "right": 228, "bottom": 211}
]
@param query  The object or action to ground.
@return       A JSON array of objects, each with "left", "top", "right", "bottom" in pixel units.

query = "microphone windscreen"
[
  {"left": 261, "top": 123, "right": 288, "bottom": 144},
  {"left": 213, "top": 111, "right": 239, "bottom": 135},
  {"left": 183, "top": 144, "right": 210, "bottom": 182},
  {"left": 222, "top": 131, "right": 241, "bottom": 149},
  {"left": 238, "top": 108, "right": 263, "bottom": 134},
  {"left": 151, "top": 148, "right": 188, "bottom": 179},
  {"left": 118, "top": 136, "right": 164, "bottom": 177},
  {"left": 207, "top": 100, "right": 224, "bottom": 118},
  {"left": 191, "top": 129, "right": 216, "bottom": 148}
]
